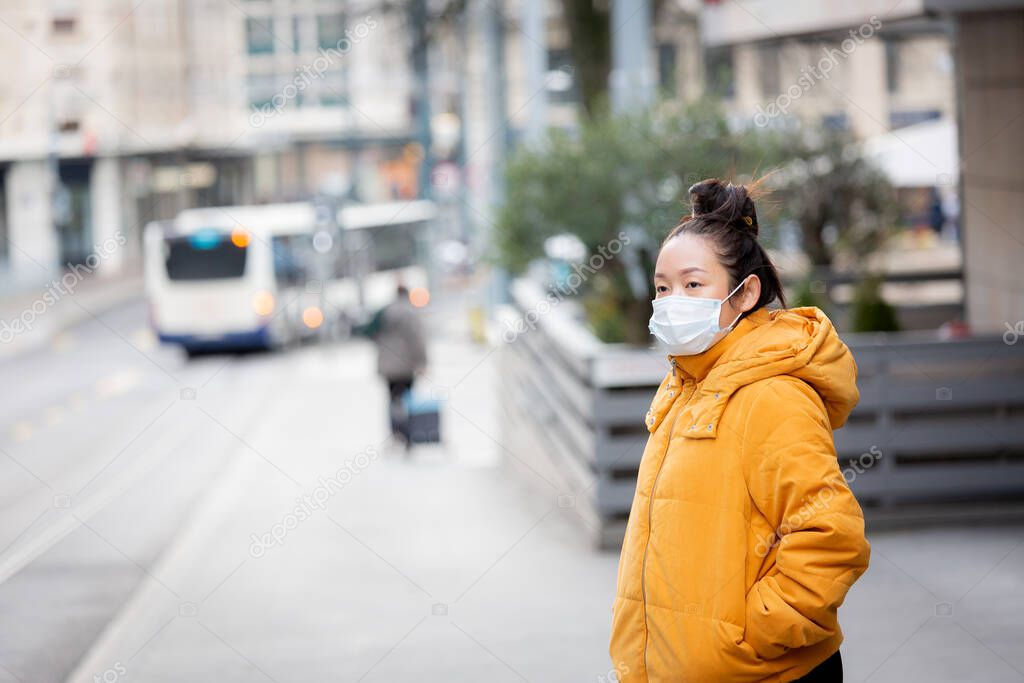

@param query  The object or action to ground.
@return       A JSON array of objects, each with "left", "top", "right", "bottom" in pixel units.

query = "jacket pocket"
[{"left": 706, "top": 619, "right": 769, "bottom": 682}]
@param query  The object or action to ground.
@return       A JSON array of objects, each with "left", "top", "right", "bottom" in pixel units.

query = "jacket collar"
[
  {"left": 671, "top": 307, "right": 772, "bottom": 383},
  {"left": 650, "top": 307, "right": 773, "bottom": 440}
]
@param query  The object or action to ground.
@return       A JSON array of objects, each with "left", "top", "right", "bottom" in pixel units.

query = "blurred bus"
[
  {"left": 143, "top": 200, "right": 435, "bottom": 355},
  {"left": 331, "top": 200, "right": 435, "bottom": 313}
]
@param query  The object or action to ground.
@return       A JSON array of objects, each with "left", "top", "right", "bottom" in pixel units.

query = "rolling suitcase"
[{"left": 401, "top": 389, "right": 442, "bottom": 445}]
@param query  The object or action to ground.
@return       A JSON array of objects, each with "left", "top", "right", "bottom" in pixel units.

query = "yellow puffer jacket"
[{"left": 610, "top": 306, "right": 870, "bottom": 682}]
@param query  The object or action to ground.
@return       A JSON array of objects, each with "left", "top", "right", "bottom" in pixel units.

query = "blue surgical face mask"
[{"left": 648, "top": 277, "right": 749, "bottom": 356}]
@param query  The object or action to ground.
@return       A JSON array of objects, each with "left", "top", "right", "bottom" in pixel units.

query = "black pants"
[
  {"left": 794, "top": 649, "right": 842, "bottom": 682},
  {"left": 387, "top": 377, "right": 414, "bottom": 444}
]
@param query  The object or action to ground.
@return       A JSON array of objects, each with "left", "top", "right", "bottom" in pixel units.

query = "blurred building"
[
  {"left": 502, "top": 0, "right": 703, "bottom": 134},
  {"left": 495, "top": 0, "right": 1021, "bottom": 333},
  {"left": 0, "top": 0, "right": 421, "bottom": 286},
  {"left": 699, "top": 0, "right": 1023, "bottom": 333},
  {"left": 701, "top": 2, "right": 955, "bottom": 137},
  {"left": 501, "top": 0, "right": 954, "bottom": 138}
]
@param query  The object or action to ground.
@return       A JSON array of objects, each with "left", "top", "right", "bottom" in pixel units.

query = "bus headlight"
[
  {"left": 252, "top": 290, "right": 275, "bottom": 316},
  {"left": 302, "top": 307, "right": 324, "bottom": 329},
  {"left": 231, "top": 227, "right": 250, "bottom": 248},
  {"left": 409, "top": 286, "right": 430, "bottom": 308}
]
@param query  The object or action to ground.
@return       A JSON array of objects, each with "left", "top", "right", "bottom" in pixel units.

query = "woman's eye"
[
  {"left": 685, "top": 281, "right": 701, "bottom": 289},
  {"left": 655, "top": 285, "right": 668, "bottom": 293}
]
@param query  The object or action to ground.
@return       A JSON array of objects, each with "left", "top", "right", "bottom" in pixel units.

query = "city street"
[
  {"left": 0, "top": 296, "right": 1022, "bottom": 682},
  {"left": 0, "top": 0, "right": 1020, "bottom": 680},
  {"left": 0, "top": 296, "right": 624, "bottom": 682}
]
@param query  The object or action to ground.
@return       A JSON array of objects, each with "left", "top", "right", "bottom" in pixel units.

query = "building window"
[
  {"left": 316, "top": 70, "right": 347, "bottom": 107},
  {"left": 758, "top": 43, "right": 780, "bottom": 99},
  {"left": 52, "top": 17, "right": 75, "bottom": 33},
  {"left": 246, "top": 17, "right": 275, "bottom": 55},
  {"left": 0, "top": 172, "right": 7, "bottom": 266},
  {"left": 822, "top": 112, "right": 849, "bottom": 131},
  {"left": 317, "top": 13, "right": 345, "bottom": 50},
  {"left": 247, "top": 73, "right": 278, "bottom": 109},
  {"left": 885, "top": 39, "right": 900, "bottom": 94},
  {"left": 705, "top": 46, "right": 734, "bottom": 98},
  {"left": 292, "top": 15, "right": 302, "bottom": 53},
  {"left": 658, "top": 43, "right": 677, "bottom": 95},
  {"left": 545, "top": 48, "right": 577, "bottom": 105},
  {"left": 890, "top": 109, "right": 941, "bottom": 129},
  {"left": 51, "top": 0, "right": 78, "bottom": 34}
]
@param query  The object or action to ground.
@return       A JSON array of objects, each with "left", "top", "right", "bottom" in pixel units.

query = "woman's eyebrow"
[{"left": 653, "top": 267, "right": 707, "bottom": 278}]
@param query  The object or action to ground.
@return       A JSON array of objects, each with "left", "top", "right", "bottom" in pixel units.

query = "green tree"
[
  {"left": 773, "top": 128, "right": 899, "bottom": 330},
  {"left": 494, "top": 99, "right": 778, "bottom": 343},
  {"left": 559, "top": 0, "right": 672, "bottom": 118},
  {"left": 775, "top": 128, "right": 898, "bottom": 270}
]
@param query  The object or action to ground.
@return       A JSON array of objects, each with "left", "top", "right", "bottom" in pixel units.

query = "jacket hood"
[{"left": 665, "top": 306, "right": 859, "bottom": 437}]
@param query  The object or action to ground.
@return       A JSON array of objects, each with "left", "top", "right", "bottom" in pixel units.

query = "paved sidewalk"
[
  {"left": 66, "top": 306, "right": 622, "bottom": 683},
  {"left": 0, "top": 272, "right": 143, "bottom": 360},
  {"left": 61, "top": 296, "right": 1024, "bottom": 683}
]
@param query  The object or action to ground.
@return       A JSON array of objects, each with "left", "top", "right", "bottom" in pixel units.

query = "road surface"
[{"left": 0, "top": 298, "right": 1021, "bottom": 682}]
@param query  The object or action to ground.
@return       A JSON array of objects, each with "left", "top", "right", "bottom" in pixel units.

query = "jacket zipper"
[{"left": 640, "top": 358, "right": 690, "bottom": 678}]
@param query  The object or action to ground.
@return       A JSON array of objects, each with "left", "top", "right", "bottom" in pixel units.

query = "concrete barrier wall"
[{"left": 499, "top": 279, "right": 1024, "bottom": 547}]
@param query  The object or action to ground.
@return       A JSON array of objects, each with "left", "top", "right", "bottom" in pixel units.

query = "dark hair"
[{"left": 662, "top": 178, "right": 787, "bottom": 316}]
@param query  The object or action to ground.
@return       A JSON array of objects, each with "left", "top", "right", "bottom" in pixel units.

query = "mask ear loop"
[{"left": 722, "top": 276, "right": 751, "bottom": 330}]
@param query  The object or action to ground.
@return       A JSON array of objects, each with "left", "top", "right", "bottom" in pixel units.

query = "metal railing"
[{"left": 499, "top": 279, "right": 1024, "bottom": 547}]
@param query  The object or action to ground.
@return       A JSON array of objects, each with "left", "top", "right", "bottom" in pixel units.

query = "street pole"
[
  {"left": 521, "top": 0, "right": 548, "bottom": 145},
  {"left": 610, "top": 0, "right": 654, "bottom": 300},
  {"left": 487, "top": 0, "right": 510, "bottom": 307},
  {"left": 409, "top": 0, "right": 433, "bottom": 200},
  {"left": 610, "top": 0, "right": 654, "bottom": 113}
]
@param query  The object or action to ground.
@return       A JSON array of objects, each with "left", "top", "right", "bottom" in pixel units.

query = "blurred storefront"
[
  {"left": 698, "top": 0, "right": 1024, "bottom": 333},
  {"left": 0, "top": 1, "right": 428, "bottom": 287}
]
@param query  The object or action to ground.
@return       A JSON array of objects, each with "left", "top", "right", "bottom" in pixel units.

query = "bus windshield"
[
  {"left": 272, "top": 234, "right": 315, "bottom": 286},
  {"left": 164, "top": 232, "right": 248, "bottom": 281}
]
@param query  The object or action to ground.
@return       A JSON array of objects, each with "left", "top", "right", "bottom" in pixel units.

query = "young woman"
[{"left": 609, "top": 179, "right": 870, "bottom": 682}]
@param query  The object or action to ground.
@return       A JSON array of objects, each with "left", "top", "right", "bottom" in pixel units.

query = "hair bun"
[{"left": 687, "top": 178, "right": 759, "bottom": 237}]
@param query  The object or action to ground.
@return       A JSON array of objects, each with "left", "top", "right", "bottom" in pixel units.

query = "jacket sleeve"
[{"left": 740, "top": 378, "right": 871, "bottom": 660}]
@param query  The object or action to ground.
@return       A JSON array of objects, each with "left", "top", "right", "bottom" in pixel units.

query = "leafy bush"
[
  {"left": 850, "top": 275, "right": 900, "bottom": 332},
  {"left": 493, "top": 99, "right": 779, "bottom": 343},
  {"left": 772, "top": 127, "right": 898, "bottom": 269},
  {"left": 492, "top": 101, "right": 899, "bottom": 343}
]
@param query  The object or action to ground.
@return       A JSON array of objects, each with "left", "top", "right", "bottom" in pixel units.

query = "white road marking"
[
  {"left": 44, "top": 405, "right": 65, "bottom": 427},
  {"left": 0, "top": 411, "right": 187, "bottom": 585},
  {"left": 64, "top": 385, "right": 289, "bottom": 683},
  {"left": 50, "top": 332, "right": 74, "bottom": 353},
  {"left": 94, "top": 369, "right": 143, "bottom": 399},
  {"left": 63, "top": 447, "right": 250, "bottom": 683},
  {"left": 130, "top": 328, "right": 157, "bottom": 351},
  {"left": 11, "top": 422, "right": 32, "bottom": 442}
]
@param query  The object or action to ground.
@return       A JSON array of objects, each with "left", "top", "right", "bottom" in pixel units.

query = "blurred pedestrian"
[
  {"left": 929, "top": 187, "right": 945, "bottom": 235},
  {"left": 371, "top": 283, "right": 427, "bottom": 449},
  {"left": 941, "top": 189, "right": 960, "bottom": 242},
  {"left": 610, "top": 179, "right": 870, "bottom": 682}
]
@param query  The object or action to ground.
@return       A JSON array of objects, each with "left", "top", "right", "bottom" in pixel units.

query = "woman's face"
[{"left": 653, "top": 233, "right": 761, "bottom": 328}]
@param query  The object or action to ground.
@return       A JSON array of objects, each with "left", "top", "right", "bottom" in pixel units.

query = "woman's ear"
[{"left": 739, "top": 275, "right": 761, "bottom": 313}]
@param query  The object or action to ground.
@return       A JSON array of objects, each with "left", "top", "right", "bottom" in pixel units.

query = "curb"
[{"left": 0, "top": 275, "right": 144, "bottom": 361}]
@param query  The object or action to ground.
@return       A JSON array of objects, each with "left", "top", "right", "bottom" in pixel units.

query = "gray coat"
[{"left": 374, "top": 300, "right": 427, "bottom": 380}]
